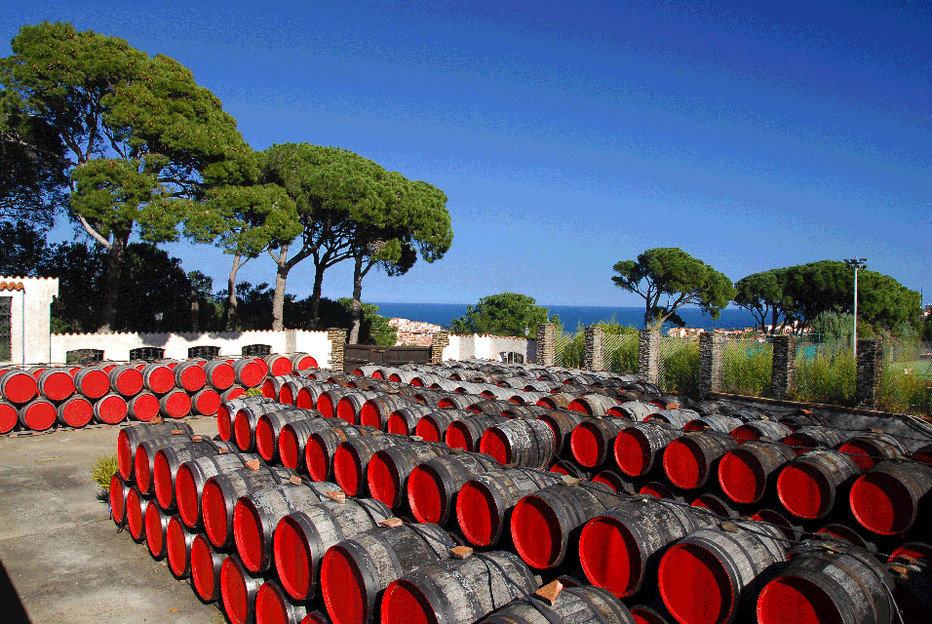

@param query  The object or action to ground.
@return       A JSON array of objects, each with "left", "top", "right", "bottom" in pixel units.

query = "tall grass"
[
  {"left": 721, "top": 340, "right": 772, "bottom": 397},
  {"left": 790, "top": 344, "right": 856, "bottom": 406},
  {"left": 659, "top": 339, "right": 700, "bottom": 397}
]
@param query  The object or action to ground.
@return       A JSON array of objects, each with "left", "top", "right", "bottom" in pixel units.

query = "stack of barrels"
[
  {"left": 0, "top": 352, "right": 315, "bottom": 434},
  {"left": 107, "top": 359, "right": 932, "bottom": 624}
]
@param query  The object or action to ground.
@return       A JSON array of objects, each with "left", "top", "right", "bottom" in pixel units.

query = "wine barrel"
[
  {"left": 386, "top": 405, "right": 434, "bottom": 436},
  {"left": 571, "top": 416, "right": 630, "bottom": 468},
  {"left": 658, "top": 521, "right": 787, "bottom": 624},
  {"left": 580, "top": 497, "right": 708, "bottom": 597},
  {"left": 717, "top": 441, "right": 797, "bottom": 505},
  {"left": 320, "top": 523, "right": 456, "bottom": 624},
  {"left": 407, "top": 452, "right": 501, "bottom": 525},
  {"left": 166, "top": 514, "right": 197, "bottom": 579},
  {"left": 838, "top": 432, "right": 907, "bottom": 472},
  {"left": 190, "top": 533, "right": 224, "bottom": 602},
  {"left": 175, "top": 452, "right": 262, "bottom": 529},
  {"left": 757, "top": 542, "right": 895, "bottom": 624},
  {"left": 511, "top": 481, "right": 623, "bottom": 569},
  {"left": 141, "top": 362, "right": 175, "bottom": 395},
  {"left": 663, "top": 431, "right": 738, "bottom": 490},
  {"left": 367, "top": 441, "right": 454, "bottom": 510},
  {"left": 220, "top": 554, "right": 264, "bottom": 624},
  {"left": 777, "top": 449, "right": 861, "bottom": 520},
  {"left": 255, "top": 408, "right": 322, "bottom": 463},
  {"left": 381, "top": 550, "right": 536, "bottom": 624},
  {"left": 201, "top": 465, "right": 299, "bottom": 548},
  {"left": 117, "top": 421, "right": 194, "bottom": 481},
  {"left": 849, "top": 459, "right": 932, "bottom": 535},
  {"left": 480, "top": 417, "right": 556, "bottom": 469},
  {"left": 332, "top": 434, "right": 410, "bottom": 497},
  {"left": 444, "top": 412, "right": 508, "bottom": 451},
  {"left": 233, "top": 480, "right": 343, "bottom": 573},
  {"left": 359, "top": 394, "right": 417, "bottom": 430},
  {"left": 614, "top": 421, "right": 679, "bottom": 477},
  {"left": 56, "top": 395, "right": 93, "bottom": 428},
  {"left": 273, "top": 498, "right": 393, "bottom": 601},
  {"left": 277, "top": 417, "right": 347, "bottom": 472}
]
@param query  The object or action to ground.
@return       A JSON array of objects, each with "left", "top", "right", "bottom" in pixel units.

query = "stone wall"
[
  {"left": 856, "top": 339, "right": 883, "bottom": 409},
  {"left": 698, "top": 331, "right": 723, "bottom": 398},
  {"left": 537, "top": 323, "right": 555, "bottom": 367},
  {"left": 770, "top": 335, "right": 797, "bottom": 399},
  {"left": 638, "top": 329, "right": 660, "bottom": 385},
  {"left": 327, "top": 328, "right": 347, "bottom": 372},
  {"left": 584, "top": 326, "right": 604, "bottom": 371},
  {"left": 430, "top": 332, "right": 450, "bottom": 364}
]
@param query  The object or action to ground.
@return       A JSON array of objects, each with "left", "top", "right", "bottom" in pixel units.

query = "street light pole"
[{"left": 844, "top": 258, "right": 867, "bottom": 358}]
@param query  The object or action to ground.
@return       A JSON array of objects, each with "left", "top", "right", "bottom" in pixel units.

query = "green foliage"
[
  {"left": 612, "top": 248, "right": 735, "bottom": 330},
  {"left": 659, "top": 339, "right": 700, "bottom": 397},
  {"left": 0, "top": 222, "right": 53, "bottom": 276},
  {"left": 0, "top": 223, "right": 221, "bottom": 333},
  {"left": 923, "top": 315, "right": 932, "bottom": 342},
  {"left": 244, "top": 386, "right": 263, "bottom": 397},
  {"left": 733, "top": 269, "right": 793, "bottom": 333},
  {"left": 880, "top": 364, "right": 932, "bottom": 415},
  {"left": 90, "top": 454, "right": 118, "bottom": 489},
  {"left": 808, "top": 311, "right": 854, "bottom": 343},
  {"left": 0, "top": 22, "right": 249, "bottom": 329},
  {"left": 780, "top": 261, "right": 921, "bottom": 332},
  {"left": 449, "top": 293, "right": 552, "bottom": 339},
  {"left": 721, "top": 340, "right": 773, "bottom": 397},
  {"left": 790, "top": 342, "right": 856, "bottom": 406},
  {"left": 323, "top": 299, "right": 397, "bottom": 346}
]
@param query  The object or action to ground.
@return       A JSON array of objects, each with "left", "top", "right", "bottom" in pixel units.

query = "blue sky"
[{"left": 3, "top": 0, "right": 929, "bottom": 307}]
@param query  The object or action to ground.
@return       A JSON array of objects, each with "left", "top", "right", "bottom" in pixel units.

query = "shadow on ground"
[{"left": 0, "top": 557, "right": 32, "bottom": 624}]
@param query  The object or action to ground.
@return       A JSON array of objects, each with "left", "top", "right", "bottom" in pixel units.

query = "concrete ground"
[{"left": 0, "top": 417, "right": 226, "bottom": 624}]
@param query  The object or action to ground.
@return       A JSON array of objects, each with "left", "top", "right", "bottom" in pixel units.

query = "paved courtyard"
[{"left": 0, "top": 417, "right": 223, "bottom": 624}]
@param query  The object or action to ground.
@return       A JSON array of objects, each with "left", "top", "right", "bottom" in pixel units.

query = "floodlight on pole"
[{"left": 843, "top": 258, "right": 867, "bottom": 357}]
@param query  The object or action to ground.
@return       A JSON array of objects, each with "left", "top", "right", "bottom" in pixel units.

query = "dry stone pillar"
[
  {"left": 856, "top": 338, "right": 883, "bottom": 409},
  {"left": 430, "top": 331, "right": 450, "bottom": 364},
  {"left": 584, "top": 326, "right": 604, "bottom": 371},
  {"left": 537, "top": 323, "right": 555, "bottom": 366},
  {"left": 327, "top": 328, "right": 347, "bottom": 372},
  {"left": 770, "top": 335, "right": 797, "bottom": 399},
  {"left": 698, "top": 332, "right": 723, "bottom": 398},
  {"left": 638, "top": 329, "right": 660, "bottom": 385}
]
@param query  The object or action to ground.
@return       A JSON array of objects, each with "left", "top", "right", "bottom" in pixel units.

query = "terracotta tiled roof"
[{"left": 0, "top": 281, "right": 24, "bottom": 292}]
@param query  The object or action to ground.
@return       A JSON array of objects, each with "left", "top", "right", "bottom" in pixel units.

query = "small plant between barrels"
[{"left": 90, "top": 454, "right": 118, "bottom": 500}]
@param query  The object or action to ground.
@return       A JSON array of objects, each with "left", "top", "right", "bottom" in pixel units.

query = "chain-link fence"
[
  {"left": 720, "top": 336, "right": 772, "bottom": 397},
  {"left": 553, "top": 328, "right": 578, "bottom": 369},
  {"left": 879, "top": 339, "right": 932, "bottom": 415},
  {"left": 657, "top": 335, "right": 699, "bottom": 396},
  {"left": 553, "top": 325, "right": 931, "bottom": 416},
  {"left": 603, "top": 332, "right": 638, "bottom": 374},
  {"left": 789, "top": 337, "right": 856, "bottom": 406}
]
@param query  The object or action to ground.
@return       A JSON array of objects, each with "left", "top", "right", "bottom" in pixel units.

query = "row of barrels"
[
  {"left": 110, "top": 413, "right": 648, "bottom": 624},
  {"left": 0, "top": 352, "right": 315, "bottom": 434},
  {"left": 111, "top": 361, "right": 932, "bottom": 623},
  {"left": 333, "top": 364, "right": 932, "bottom": 540},
  {"left": 112, "top": 400, "right": 932, "bottom": 624}
]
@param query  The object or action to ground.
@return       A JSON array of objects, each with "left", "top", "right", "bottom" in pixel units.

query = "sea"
[{"left": 371, "top": 303, "right": 759, "bottom": 333}]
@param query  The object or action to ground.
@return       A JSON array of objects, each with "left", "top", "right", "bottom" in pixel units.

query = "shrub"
[
  {"left": 721, "top": 340, "right": 773, "bottom": 397},
  {"left": 90, "top": 454, "right": 119, "bottom": 490},
  {"left": 660, "top": 339, "right": 700, "bottom": 397}
]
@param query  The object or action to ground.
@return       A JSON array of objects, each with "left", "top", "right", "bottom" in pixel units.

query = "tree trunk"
[
  {"left": 271, "top": 243, "right": 290, "bottom": 332},
  {"left": 97, "top": 232, "right": 129, "bottom": 333},
  {"left": 190, "top": 285, "right": 200, "bottom": 333},
  {"left": 225, "top": 253, "right": 244, "bottom": 331},
  {"left": 348, "top": 255, "right": 364, "bottom": 344},
  {"left": 308, "top": 262, "right": 325, "bottom": 330}
]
